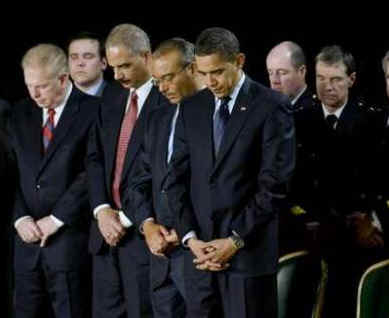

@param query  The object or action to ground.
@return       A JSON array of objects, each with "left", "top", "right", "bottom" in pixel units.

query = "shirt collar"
[
  {"left": 83, "top": 77, "right": 104, "bottom": 96},
  {"left": 321, "top": 98, "right": 348, "bottom": 119},
  {"left": 214, "top": 72, "right": 246, "bottom": 114},
  {"left": 43, "top": 82, "right": 73, "bottom": 125},
  {"left": 291, "top": 85, "right": 307, "bottom": 105},
  {"left": 128, "top": 77, "right": 153, "bottom": 115}
]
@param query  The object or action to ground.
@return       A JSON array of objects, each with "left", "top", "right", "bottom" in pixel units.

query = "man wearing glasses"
[{"left": 130, "top": 38, "right": 203, "bottom": 318}]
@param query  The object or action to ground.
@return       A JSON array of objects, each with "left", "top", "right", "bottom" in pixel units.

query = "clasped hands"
[
  {"left": 143, "top": 220, "right": 179, "bottom": 257},
  {"left": 188, "top": 237, "right": 238, "bottom": 272},
  {"left": 16, "top": 216, "right": 59, "bottom": 247},
  {"left": 97, "top": 207, "right": 127, "bottom": 246}
]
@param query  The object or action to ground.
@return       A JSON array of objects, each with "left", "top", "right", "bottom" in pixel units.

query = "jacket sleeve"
[
  {"left": 164, "top": 110, "right": 199, "bottom": 239},
  {"left": 127, "top": 115, "right": 155, "bottom": 230},
  {"left": 230, "top": 101, "right": 296, "bottom": 240}
]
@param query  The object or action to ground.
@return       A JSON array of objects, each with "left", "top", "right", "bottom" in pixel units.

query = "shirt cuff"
[
  {"left": 14, "top": 216, "right": 33, "bottom": 229},
  {"left": 118, "top": 211, "right": 133, "bottom": 228},
  {"left": 182, "top": 231, "right": 197, "bottom": 246},
  {"left": 93, "top": 203, "right": 111, "bottom": 219},
  {"left": 140, "top": 218, "right": 155, "bottom": 234},
  {"left": 50, "top": 215, "right": 65, "bottom": 228}
]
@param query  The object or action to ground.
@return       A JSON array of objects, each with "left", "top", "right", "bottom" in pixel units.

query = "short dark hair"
[
  {"left": 153, "top": 38, "right": 194, "bottom": 66},
  {"left": 195, "top": 27, "right": 240, "bottom": 62},
  {"left": 68, "top": 31, "right": 105, "bottom": 58},
  {"left": 315, "top": 45, "right": 355, "bottom": 75}
]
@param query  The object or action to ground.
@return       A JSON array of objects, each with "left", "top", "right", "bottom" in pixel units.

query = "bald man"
[{"left": 266, "top": 41, "right": 314, "bottom": 112}]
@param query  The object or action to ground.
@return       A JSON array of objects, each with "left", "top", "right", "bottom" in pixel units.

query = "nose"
[
  {"left": 205, "top": 74, "right": 217, "bottom": 88},
  {"left": 77, "top": 58, "right": 85, "bottom": 67},
  {"left": 33, "top": 87, "right": 40, "bottom": 99},
  {"left": 114, "top": 68, "right": 123, "bottom": 81},
  {"left": 159, "top": 81, "right": 169, "bottom": 94},
  {"left": 323, "top": 80, "right": 334, "bottom": 91}
]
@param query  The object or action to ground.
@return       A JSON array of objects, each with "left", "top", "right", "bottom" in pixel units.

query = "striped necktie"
[
  {"left": 112, "top": 91, "right": 138, "bottom": 209},
  {"left": 42, "top": 108, "right": 56, "bottom": 152}
]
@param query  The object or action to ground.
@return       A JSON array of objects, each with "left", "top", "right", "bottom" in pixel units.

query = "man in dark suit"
[
  {"left": 130, "top": 38, "right": 203, "bottom": 318},
  {"left": 10, "top": 43, "right": 99, "bottom": 318},
  {"left": 266, "top": 41, "right": 316, "bottom": 254},
  {"left": 293, "top": 45, "right": 385, "bottom": 318},
  {"left": 164, "top": 28, "right": 295, "bottom": 318},
  {"left": 86, "top": 24, "right": 167, "bottom": 318},
  {"left": 68, "top": 32, "right": 108, "bottom": 97}
]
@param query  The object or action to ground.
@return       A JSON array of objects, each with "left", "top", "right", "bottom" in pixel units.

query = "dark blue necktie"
[
  {"left": 326, "top": 114, "right": 338, "bottom": 130},
  {"left": 213, "top": 96, "right": 231, "bottom": 156}
]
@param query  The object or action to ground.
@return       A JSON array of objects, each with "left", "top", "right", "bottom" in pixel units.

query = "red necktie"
[
  {"left": 42, "top": 108, "right": 56, "bottom": 152},
  {"left": 112, "top": 91, "right": 138, "bottom": 208}
]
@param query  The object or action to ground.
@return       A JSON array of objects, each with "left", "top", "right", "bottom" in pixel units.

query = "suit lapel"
[
  {"left": 23, "top": 104, "right": 43, "bottom": 167},
  {"left": 121, "top": 86, "right": 159, "bottom": 180},
  {"left": 105, "top": 88, "right": 129, "bottom": 186},
  {"left": 159, "top": 107, "right": 176, "bottom": 170},
  {"left": 38, "top": 88, "right": 81, "bottom": 174},
  {"left": 212, "top": 77, "right": 253, "bottom": 173}
]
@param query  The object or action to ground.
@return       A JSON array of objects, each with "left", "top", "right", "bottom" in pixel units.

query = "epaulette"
[
  {"left": 293, "top": 93, "right": 318, "bottom": 113},
  {"left": 356, "top": 98, "right": 385, "bottom": 113}
]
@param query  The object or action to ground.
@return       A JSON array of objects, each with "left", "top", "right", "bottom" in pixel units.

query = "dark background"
[{"left": 1, "top": 10, "right": 388, "bottom": 107}]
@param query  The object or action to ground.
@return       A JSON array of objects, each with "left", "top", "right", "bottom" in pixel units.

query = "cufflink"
[{"left": 240, "top": 106, "right": 247, "bottom": 111}]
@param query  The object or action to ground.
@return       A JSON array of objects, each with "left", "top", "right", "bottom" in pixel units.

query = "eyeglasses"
[{"left": 153, "top": 63, "right": 189, "bottom": 87}]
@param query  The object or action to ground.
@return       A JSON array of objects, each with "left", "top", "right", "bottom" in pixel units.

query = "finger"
[
  {"left": 31, "top": 224, "right": 43, "bottom": 238},
  {"left": 194, "top": 251, "right": 218, "bottom": 264},
  {"left": 159, "top": 226, "right": 170, "bottom": 237},
  {"left": 40, "top": 236, "right": 47, "bottom": 247},
  {"left": 207, "top": 263, "right": 230, "bottom": 271}
]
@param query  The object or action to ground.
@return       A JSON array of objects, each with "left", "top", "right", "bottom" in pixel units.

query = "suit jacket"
[
  {"left": 130, "top": 104, "right": 182, "bottom": 289},
  {"left": 292, "top": 87, "right": 315, "bottom": 113},
  {"left": 87, "top": 81, "right": 167, "bottom": 258},
  {"left": 9, "top": 87, "right": 100, "bottom": 272},
  {"left": 165, "top": 76, "right": 295, "bottom": 276},
  {"left": 293, "top": 99, "right": 377, "bottom": 219}
]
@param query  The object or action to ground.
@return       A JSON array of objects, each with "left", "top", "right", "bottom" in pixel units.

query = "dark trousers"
[
  {"left": 92, "top": 247, "right": 152, "bottom": 318},
  {"left": 151, "top": 249, "right": 186, "bottom": 318},
  {"left": 184, "top": 252, "right": 277, "bottom": 318},
  {"left": 14, "top": 259, "right": 91, "bottom": 318}
]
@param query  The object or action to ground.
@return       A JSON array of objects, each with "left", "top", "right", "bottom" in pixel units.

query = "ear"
[
  {"left": 187, "top": 62, "right": 196, "bottom": 76},
  {"left": 101, "top": 57, "right": 107, "bottom": 71},
  {"left": 58, "top": 73, "right": 69, "bottom": 87},
  {"left": 348, "top": 72, "right": 356, "bottom": 87},
  {"left": 236, "top": 53, "right": 246, "bottom": 69},
  {"left": 299, "top": 65, "right": 307, "bottom": 78}
]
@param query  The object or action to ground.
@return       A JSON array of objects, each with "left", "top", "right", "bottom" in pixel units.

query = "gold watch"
[{"left": 229, "top": 235, "right": 245, "bottom": 250}]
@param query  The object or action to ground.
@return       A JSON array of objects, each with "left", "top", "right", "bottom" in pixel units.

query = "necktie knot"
[
  {"left": 326, "top": 114, "right": 338, "bottom": 129},
  {"left": 48, "top": 108, "right": 56, "bottom": 122}
]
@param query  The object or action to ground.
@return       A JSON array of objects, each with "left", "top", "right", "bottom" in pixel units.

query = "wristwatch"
[{"left": 229, "top": 234, "right": 245, "bottom": 250}]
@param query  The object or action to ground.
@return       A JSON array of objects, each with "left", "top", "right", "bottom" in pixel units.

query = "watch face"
[{"left": 232, "top": 235, "right": 244, "bottom": 249}]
